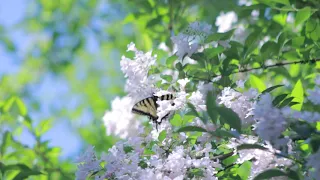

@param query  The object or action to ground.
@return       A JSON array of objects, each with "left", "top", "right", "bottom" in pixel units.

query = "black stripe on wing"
[
  {"left": 132, "top": 94, "right": 175, "bottom": 126},
  {"left": 132, "top": 108, "right": 157, "bottom": 121}
]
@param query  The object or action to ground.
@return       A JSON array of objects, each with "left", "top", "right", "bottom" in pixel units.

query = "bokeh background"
[{"left": 1, "top": 0, "right": 319, "bottom": 179}]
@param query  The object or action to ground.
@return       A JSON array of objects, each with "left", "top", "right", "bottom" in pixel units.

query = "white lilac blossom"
[
  {"left": 218, "top": 87, "right": 256, "bottom": 127},
  {"left": 155, "top": 79, "right": 189, "bottom": 123},
  {"left": 75, "top": 147, "right": 101, "bottom": 180},
  {"left": 171, "top": 34, "right": 199, "bottom": 60},
  {"left": 102, "top": 96, "right": 140, "bottom": 138},
  {"left": 189, "top": 91, "right": 207, "bottom": 111},
  {"left": 171, "top": 22, "right": 212, "bottom": 60},
  {"left": 238, "top": 0, "right": 252, "bottom": 6},
  {"left": 283, "top": 108, "right": 320, "bottom": 124},
  {"left": 215, "top": 12, "right": 238, "bottom": 33},
  {"left": 306, "top": 149, "right": 320, "bottom": 179},
  {"left": 253, "top": 94, "right": 288, "bottom": 150},
  {"left": 120, "top": 43, "right": 157, "bottom": 101},
  {"left": 307, "top": 86, "right": 320, "bottom": 105},
  {"left": 189, "top": 82, "right": 213, "bottom": 112},
  {"left": 236, "top": 79, "right": 246, "bottom": 88},
  {"left": 190, "top": 117, "right": 217, "bottom": 144},
  {"left": 188, "top": 21, "right": 213, "bottom": 35},
  {"left": 315, "top": 75, "right": 320, "bottom": 85},
  {"left": 227, "top": 135, "right": 292, "bottom": 179},
  {"left": 77, "top": 125, "right": 221, "bottom": 180}
]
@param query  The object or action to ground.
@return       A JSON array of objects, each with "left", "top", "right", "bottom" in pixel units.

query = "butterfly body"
[{"left": 132, "top": 94, "right": 174, "bottom": 129}]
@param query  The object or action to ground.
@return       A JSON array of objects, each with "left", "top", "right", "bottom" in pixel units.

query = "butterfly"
[{"left": 132, "top": 94, "right": 175, "bottom": 130}]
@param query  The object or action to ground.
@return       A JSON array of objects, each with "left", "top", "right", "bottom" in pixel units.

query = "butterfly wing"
[
  {"left": 132, "top": 94, "right": 175, "bottom": 126},
  {"left": 132, "top": 97, "right": 158, "bottom": 121}
]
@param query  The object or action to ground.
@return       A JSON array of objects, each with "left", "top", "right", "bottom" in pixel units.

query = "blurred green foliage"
[{"left": 0, "top": 0, "right": 319, "bottom": 179}]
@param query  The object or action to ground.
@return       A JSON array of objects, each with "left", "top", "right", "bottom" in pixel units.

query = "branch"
[{"left": 187, "top": 58, "right": 320, "bottom": 82}]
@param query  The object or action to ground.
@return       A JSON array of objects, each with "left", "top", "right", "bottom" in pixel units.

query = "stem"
[{"left": 187, "top": 58, "right": 320, "bottom": 82}]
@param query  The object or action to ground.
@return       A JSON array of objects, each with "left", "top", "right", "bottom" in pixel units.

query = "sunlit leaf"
[
  {"left": 35, "top": 119, "right": 53, "bottom": 136},
  {"left": 158, "top": 130, "right": 166, "bottom": 142},
  {"left": 250, "top": 75, "right": 266, "bottom": 93},
  {"left": 15, "top": 98, "right": 27, "bottom": 116},
  {"left": 237, "top": 161, "right": 252, "bottom": 180},
  {"left": 290, "top": 79, "right": 304, "bottom": 110}
]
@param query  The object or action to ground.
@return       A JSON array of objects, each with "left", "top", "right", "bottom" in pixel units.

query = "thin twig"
[{"left": 187, "top": 58, "right": 320, "bottom": 82}]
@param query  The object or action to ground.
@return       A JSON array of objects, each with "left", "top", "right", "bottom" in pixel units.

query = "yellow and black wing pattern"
[{"left": 132, "top": 94, "right": 174, "bottom": 125}]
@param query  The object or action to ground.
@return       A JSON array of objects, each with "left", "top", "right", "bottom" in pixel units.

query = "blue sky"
[{"left": 0, "top": 0, "right": 83, "bottom": 159}]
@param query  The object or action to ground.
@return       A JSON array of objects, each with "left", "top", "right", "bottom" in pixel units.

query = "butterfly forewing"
[{"left": 132, "top": 97, "right": 158, "bottom": 121}]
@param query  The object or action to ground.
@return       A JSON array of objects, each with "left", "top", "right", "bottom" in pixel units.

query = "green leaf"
[
  {"left": 3, "top": 96, "right": 16, "bottom": 112},
  {"left": 292, "top": 36, "right": 305, "bottom": 48},
  {"left": 166, "top": 55, "right": 176, "bottom": 68},
  {"left": 13, "top": 170, "right": 42, "bottom": 180},
  {"left": 0, "top": 162, "right": 5, "bottom": 175},
  {"left": 283, "top": 51, "right": 300, "bottom": 61},
  {"left": 0, "top": 131, "right": 11, "bottom": 156},
  {"left": 123, "top": 146, "right": 134, "bottom": 153},
  {"left": 170, "top": 114, "right": 183, "bottom": 127},
  {"left": 35, "top": 119, "right": 53, "bottom": 136},
  {"left": 187, "top": 103, "right": 207, "bottom": 124},
  {"left": 187, "top": 103, "right": 200, "bottom": 117},
  {"left": 279, "top": 97, "right": 295, "bottom": 108},
  {"left": 4, "top": 163, "right": 33, "bottom": 172},
  {"left": 188, "top": 168, "right": 205, "bottom": 178},
  {"left": 175, "top": 62, "right": 183, "bottom": 71},
  {"left": 272, "top": 94, "right": 288, "bottom": 106},
  {"left": 295, "top": 7, "right": 312, "bottom": 26},
  {"left": 272, "top": 13, "right": 287, "bottom": 26},
  {"left": 290, "top": 79, "right": 304, "bottom": 110},
  {"left": 260, "top": 41, "right": 280, "bottom": 59},
  {"left": 287, "top": 170, "right": 301, "bottom": 180},
  {"left": 146, "top": 16, "right": 162, "bottom": 28},
  {"left": 244, "top": 30, "right": 261, "bottom": 49},
  {"left": 217, "top": 106, "right": 241, "bottom": 132},
  {"left": 289, "top": 101, "right": 300, "bottom": 107},
  {"left": 158, "top": 130, "right": 166, "bottom": 142},
  {"left": 253, "top": 169, "right": 287, "bottom": 180},
  {"left": 261, "top": 85, "right": 284, "bottom": 94},
  {"left": 139, "top": 161, "right": 148, "bottom": 169},
  {"left": 211, "top": 129, "right": 240, "bottom": 138},
  {"left": 206, "top": 46, "right": 225, "bottom": 59},
  {"left": 15, "top": 98, "right": 27, "bottom": 116},
  {"left": 237, "top": 161, "right": 252, "bottom": 180},
  {"left": 176, "top": 126, "right": 207, "bottom": 133},
  {"left": 160, "top": 74, "right": 173, "bottom": 82},
  {"left": 1, "top": 37, "right": 16, "bottom": 51},
  {"left": 190, "top": 53, "right": 206, "bottom": 68},
  {"left": 310, "top": 136, "right": 320, "bottom": 152},
  {"left": 222, "top": 154, "right": 238, "bottom": 166},
  {"left": 205, "top": 29, "right": 235, "bottom": 43},
  {"left": 270, "top": 0, "right": 290, "bottom": 5},
  {"left": 250, "top": 75, "right": 266, "bottom": 93},
  {"left": 237, "top": 144, "right": 267, "bottom": 151},
  {"left": 206, "top": 91, "right": 218, "bottom": 124}
]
